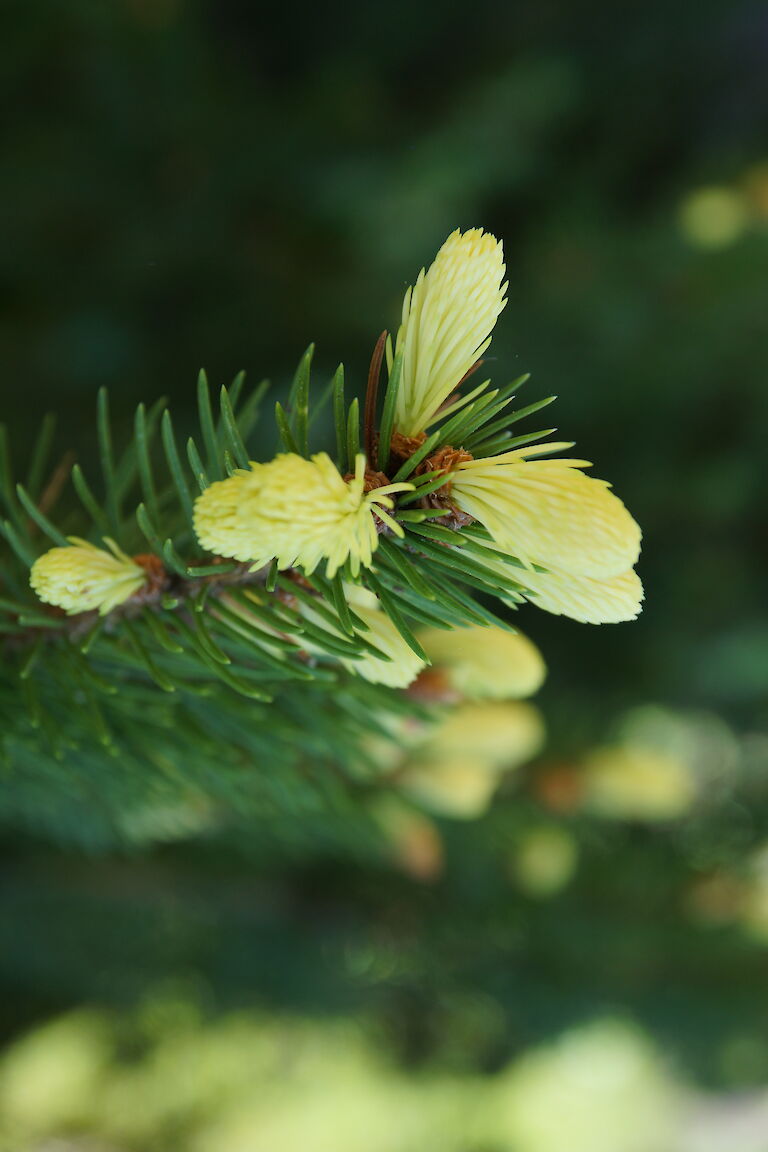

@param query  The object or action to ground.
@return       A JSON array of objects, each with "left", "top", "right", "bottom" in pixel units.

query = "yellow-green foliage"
[{"left": 0, "top": 1002, "right": 682, "bottom": 1152}]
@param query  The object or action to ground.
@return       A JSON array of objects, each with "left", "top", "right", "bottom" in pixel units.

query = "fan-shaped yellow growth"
[
  {"left": 417, "top": 625, "right": 546, "bottom": 700},
  {"left": 450, "top": 445, "right": 641, "bottom": 580},
  {"left": 424, "top": 700, "right": 546, "bottom": 770},
  {"left": 399, "top": 758, "right": 504, "bottom": 820},
  {"left": 393, "top": 228, "right": 507, "bottom": 436},
  {"left": 517, "top": 566, "right": 644, "bottom": 625},
  {"left": 339, "top": 587, "right": 426, "bottom": 689},
  {"left": 30, "top": 538, "right": 145, "bottom": 616},
  {"left": 194, "top": 453, "right": 412, "bottom": 578},
  {"left": 398, "top": 700, "right": 545, "bottom": 819}
]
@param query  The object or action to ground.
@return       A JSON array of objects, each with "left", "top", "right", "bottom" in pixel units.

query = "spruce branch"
[
  {"left": 0, "top": 346, "right": 541, "bottom": 738},
  {"left": 1, "top": 227, "right": 644, "bottom": 830}
]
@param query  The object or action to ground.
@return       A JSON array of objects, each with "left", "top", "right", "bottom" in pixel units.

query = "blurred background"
[{"left": 1, "top": 0, "right": 768, "bottom": 1148}]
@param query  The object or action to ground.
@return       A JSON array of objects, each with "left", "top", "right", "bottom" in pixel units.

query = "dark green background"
[{"left": 1, "top": 0, "right": 767, "bottom": 1097}]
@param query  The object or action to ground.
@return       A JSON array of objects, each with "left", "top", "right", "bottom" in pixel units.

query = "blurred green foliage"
[
  {"left": 0, "top": 1005, "right": 685, "bottom": 1151},
  {"left": 1, "top": 0, "right": 768, "bottom": 1121}
]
